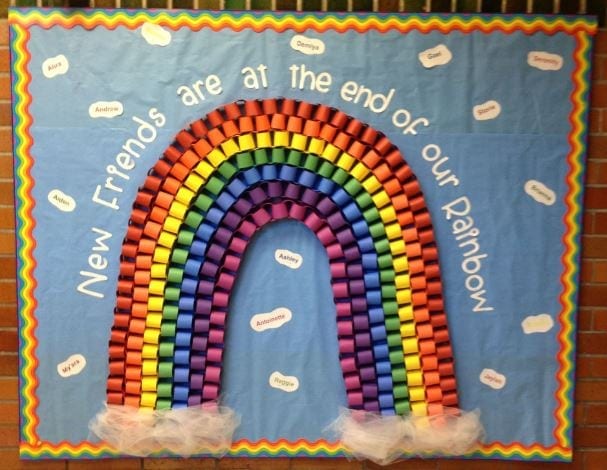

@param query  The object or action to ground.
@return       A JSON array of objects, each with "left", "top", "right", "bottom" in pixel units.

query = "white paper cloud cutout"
[
  {"left": 473, "top": 100, "right": 501, "bottom": 121},
  {"left": 480, "top": 368, "right": 506, "bottom": 390},
  {"left": 250, "top": 307, "right": 292, "bottom": 332},
  {"left": 141, "top": 23, "right": 172, "bottom": 47},
  {"left": 42, "top": 54, "right": 69, "bottom": 78},
  {"left": 269, "top": 371, "right": 300, "bottom": 392},
  {"left": 274, "top": 249, "right": 303, "bottom": 269},
  {"left": 418, "top": 44, "right": 452, "bottom": 68},
  {"left": 57, "top": 354, "right": 87, "bottom": 378},
  {"left": 522, "top": 314, "right": 554, "bottom": 334},
  {"left": 524, "top": 179, "right": 556, "bottom": 206},
  {"left": 48, "top": 189, "right": 76, "bottom": 212},
  {"left": 528, "top": 51, "right": 563, "bottom": 71},
  {"left": 89, "top": 101, "right": 124, "bottom": 119},
  {"left": 290, "top": 34, "right": 325, "bottom": 55}
]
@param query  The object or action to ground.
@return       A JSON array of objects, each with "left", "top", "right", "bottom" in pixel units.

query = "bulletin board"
[{"left": 9, "top": 8, "right": 596, "bottom": 462}]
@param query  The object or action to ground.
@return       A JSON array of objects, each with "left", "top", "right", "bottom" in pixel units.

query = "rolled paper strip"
[
  {"left": 409, "top": 386, "right": 425, "bottom": 402},
  {"left": 140, "top": 392, "right": 157, "bottom": 408},
  {"left": 424, "top": 371, "right": 440, "bottom": 385},
  {"left": 348, "top": 391, "right": 364, "bottom": 407},
  {"left": 416, "top": 323, "right": 433, "bottom": 339},
  {"left": 358, "top": 349, "right": 375, "bottom": 365},
  {"left": 360, "top": 366, "right": 376, "bottom": 382},
  {"left": 209, "top": 329, "right": 224, "bottom": 344},
  {"left": 174, "top": 349, "right": 190, "bottom": 365},
  {"left": 400, "top": 322, "right": 415, "bottom": 337},
  {"left": 366, "top": 289, "right": 382, "bottom": 306},
  {"left": 107, "top": 377, "right": 124, "bottom": 392},
  {"left": 426, "top": 386, "right": 443, "bottom": 402},
  {"left": 333, "top": 282, "right": 349, "bottom": 299},
  {"left": 158, "top": 362, "right": 175, "bottom": 383},
  {"left": 173, "top": 366, "right": 188, "bottom": 383},
  {"left": 126, "top": 351, "right": 142, "bottom": 366},
  {"left": 190, "top": 355, "right": 206, "bottom": 371},
  {"left": 106, "top": 392, "right": 124, "bottom": 405},
  {"left": 395, "top": 399, "right": 411, "bottom": 415},
  {"left": 341, "top": 357, "right": 357, "bottom": 374},
  {"left": 213, "top": 292, "right": 229, "bottom": 308},
  {"left": 384, "top": 316, "right": 400, "bottom": 332},
  {"left": 422, "top": 356, "right": 438, "bottom": 371},
  {"left": 109, "top": 361, "right": 125, "bottom": 376},
  {"left": 345, "top": 374, "right": 362, "bottom": 391},
  {"left": 125, "top": 366, "right": 141, "bottom": 381},
  {"left": 142, "top": 360, "right": 157, "bottom": 376},
  {"left": 142, "top": 344, "right": 158, "bottom": 358},
  {"left": 378, "top": 375, "right": 393, "bottom": 392},
  {"left": 362, "top": 383, "right": 379, "bottom": 398},
  {"left": 364, "top": 400, "right": 380, "bottom": 412},
  {"left": 378, "top": 392, "right": 394, "bottom": 409},
  {"left": 352, "top": 314, "right": 369, "bottom": 330},
  {"left": 348, "top": 264, "right": 364, "bottom": 278},
  {"left": 404, "top": 355, "right": 421, "bottom": 370},
  {"left": 203, "top": 383, "right": 219, "bottom": 400},
  {"left": 443, "top": 391, "right": 458, "bottom": 406},
  {"left": 440, "top": 377, "right": 457, "bottom": 391},
  {"left": 376, "top": 361, "right": 391, "bottom": 376},
  {"left": 436, "top": 344, "right": 452, "bottom": 359},
  {"left": 389, "top": 350, "right": 404, "bottom": 366},
  {"left": 339, "top": 338, "right": 356, "bottom": 354},
  {"left": 434, "top": 328, "right": 450, "bottom": 343},
  {"left": 438, "top": 362, "right": 454, "bottom": 377},
  {"left": 337, "top": 320, "right": 354, "bottom": 336},
  {"left": 408, "top": 370, "right": 423, "bottom": 387},
  {"left": 110, "top": 330, "right": 127, "bottom": 343},
  {"left": 206, "top": 365, "right": 222, "bottom": 383},
  {"left": 336, "top": 302, "right": 352, "bottom": 317},
  {"left": 229, "top": 237, "right": 247, "bottom": 254},
  {"left": 207, "top": 347, "right": 223, "bottom": 363},
  {"left": 176, "top": 313, "right": 193, "bottom": 330},
  {"left": 192, "top": 336, "right": 208, "bottom": 351},
  {"left": 371, "top": 325, "right": 387, "bottom": 342},
  {"left": 419, "top": 339, "right": 436, "bottom": 356},
  {"left": 142, "top": 376, "right": 158, "bottom": 392},
  {"left": 356, "top": 332, "right": 371, "bottom": 348},
  {"left": 124, "top": 396, "right": 141, "bottom": 408},
  {"left": 391, "top": 366, "right": 407, "bottom": 383},
  {"left": 190, "top": 374, "right": 204, "bottom": 390},
  {"left": 210, "top": 312, "right": 226, "bottom": 326},
  {"left": 159, "top": 343, "right": 174, "bottom": 358},
  {"left": 175, "top": 331, "right": 191, "bottom": 347}
]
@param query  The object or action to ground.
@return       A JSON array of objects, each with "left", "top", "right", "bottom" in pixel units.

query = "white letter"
[
  {"left": 340, "top": 81, "right": 358, "bottom": 102},
  {"left": 91, "top": 227, "right": 112, "bottom": 252},
  {"left": 77, "top": 270, "right": 108, "bottom": 298},
  {"left": 92, "top": 185, "right": 119, "bottom": 210},
  {"left": 442, "top": 196, "right": 470, "bottom": 219}
]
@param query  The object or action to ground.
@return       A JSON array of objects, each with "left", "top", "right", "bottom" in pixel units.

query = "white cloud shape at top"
[{"left": 141, "top": 22, "right": 172, "bottom": 47}]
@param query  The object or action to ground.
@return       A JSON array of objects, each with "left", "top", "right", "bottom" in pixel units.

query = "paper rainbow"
[{"left": 106, "top": 98, "right": 457, "bottom": 418}]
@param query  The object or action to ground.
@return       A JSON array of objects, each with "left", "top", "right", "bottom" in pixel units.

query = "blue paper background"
[{"left": 23, "top": 17, "right": 575, "bottom": 447}]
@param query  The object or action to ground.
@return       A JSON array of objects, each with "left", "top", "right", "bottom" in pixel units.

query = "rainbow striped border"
[{"left": 9, "top": 8, "right": 597, "bottom": 461}]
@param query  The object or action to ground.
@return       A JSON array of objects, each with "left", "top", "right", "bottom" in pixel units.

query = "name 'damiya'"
[{"left": 298, "top": 40, "right": 320, "bottom": 52}]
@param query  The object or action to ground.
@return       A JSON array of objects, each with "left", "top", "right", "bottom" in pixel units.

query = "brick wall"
[{"left": 0, "top": 14, "right": 605, "bottom": 470}]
